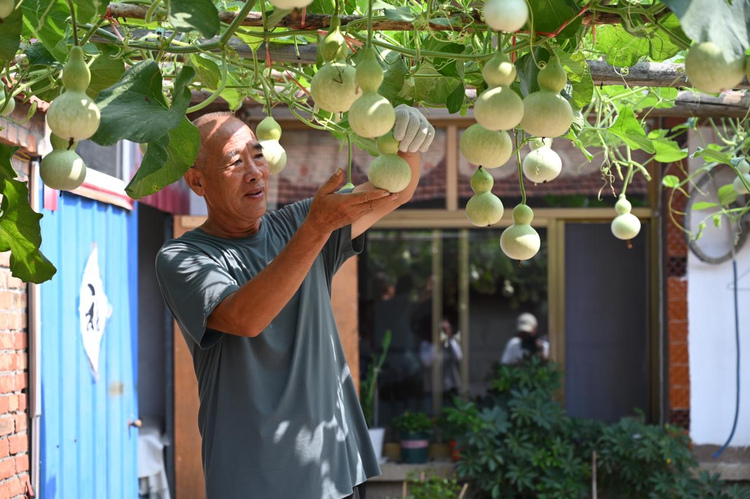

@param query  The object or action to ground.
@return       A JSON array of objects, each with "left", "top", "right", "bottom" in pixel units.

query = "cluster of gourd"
[
  {"left": 41, "top": 46, "right": 101, "bottom": 191},
  {"left": 459, "top": 0, "right": 571, "bottom": 260}
]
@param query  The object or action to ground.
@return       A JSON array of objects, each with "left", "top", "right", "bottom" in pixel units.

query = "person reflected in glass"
[{"left": 500, "top": 313, "right": 549, "bottom": 365}]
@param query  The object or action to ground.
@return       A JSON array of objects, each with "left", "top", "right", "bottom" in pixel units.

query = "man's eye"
[
  {"left": 254, "top": 153, "right": 266, "bottom": 161},
  {"left": 233, "top": 158, "right": 243, "bottom": 165}
]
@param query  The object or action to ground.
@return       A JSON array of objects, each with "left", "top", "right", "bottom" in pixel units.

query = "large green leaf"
[
  {"left": 125, "top": 118, "right": 200, "bottom": 199},
  {"left": 21, "top": 0, "right": 70, "bottom": 63},
  {"left": 555, "top": 49, "right": 592, "bottom": 111},
  {"left": 308, "top": 0, "right": 336, "bottom": 15},
  {"left": 398, "top": 63, "right": 440, "bottom": 103},
  {"left": 0, "top": 5, "right": 22, "bottom": 64},
  {"left": 649, "top": 134, "right": 688, "bottom": 163},
  {"left": 380, "top": 51, "right": 410, "bottom": 105},
  {"left": 516, "top": 48, "right": 549, "bottom": 97},
  {"left": 24, "top": 42, "right": 57, "bottom": 67},
  {"left": 662, "top": 0, "right": 749, "bottom": 58},
  {"left": 0, "top": 145, "right": 56, "bottom": 284},
  {"left": 75, "top": 0, "right": 107, "bottom": 24},
  {"left": 189, "top": 54, "right": 222, "bottom": 89},
  {"left": 609, "top": 107, "right": 655, "bottom": 153},
  {"left": 169, "top": 0, "right": 220, "bottom": 38},
  {"left": 693, "top": 146, "right": 733, "bottom": 165},
  {"left": 87, "top": 44, "right": 125, "bottom": 100},
  {"left": 92, "top": 62, "right": 196, "bottom": 146},
  {"left": 527, "top": 0, "right": 582, "bottom": 39},
  {"left": 595, "top": 26, "right": 650, "bottom": 67}
]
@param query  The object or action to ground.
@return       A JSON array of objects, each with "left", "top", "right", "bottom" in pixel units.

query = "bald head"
[{"left": 191, "top": 112, "right": 253, "bottom": 170}]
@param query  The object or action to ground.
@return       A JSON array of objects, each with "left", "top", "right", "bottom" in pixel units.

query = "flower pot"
[
  {"left": 368, "top": 427, "right": 385, "bottom": 463},
  {"left": 400, "top": 431, "right": 430, "bottom": 464},
  {"left": 449, "top": 439, "right": 461, "bottom": 462}
]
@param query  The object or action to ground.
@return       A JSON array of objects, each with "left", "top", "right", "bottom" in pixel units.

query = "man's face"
[{"left": 192, "top": 119, "right": 271, "bottom": 223}]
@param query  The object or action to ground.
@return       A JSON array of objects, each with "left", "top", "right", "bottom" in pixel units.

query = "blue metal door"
[{"left": 39, "top": 192, "right": 139, "bottom": 498}]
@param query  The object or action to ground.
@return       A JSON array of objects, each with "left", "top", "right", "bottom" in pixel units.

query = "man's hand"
[
  {"left": 307, "top": 169, "right": 400, "bottom": 235},
  {"left": 393, "top": 104, "right": 435, "bottom": 153}
]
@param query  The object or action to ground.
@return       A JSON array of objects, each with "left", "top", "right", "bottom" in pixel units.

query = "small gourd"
[
  {"left": 733, "top": 158, "right": 750, "bottom": 194},
  {"left": 520, "top": 56, "right": 573, "bottom": 139},
  {"left": 46, "top": 46, "right": 101, "bottom": 141},
  {"left": 466, "top": 167, "right": 503, "bottom": 226},
  {"left": 0, "top": 0, "right": 14, "bottom": 19},
  {"left": 367, "top": 132, "right": 411, "bottom": 192},
  {"left": 500, "top": 204, "right": 541, "bottom": 260},
  {"left": 256, "top": 117, "right": 287, "bottom": 175},
  {"left": 349, "top": 48, "right": 395, "bottom": 138},
  {"left": 459, "top": 123, "right": 512, "bottom": 168},
  {"left": 483, "top": 0, "right": 528, "bottom": 33},
  {"left": 610, "top": 195, "right": 641, "bottom": 241},
  {"left": 474, "top": 51, "right": 524, "bottom": 131},
  {"left": 0, "top": 93, "right": 14, "bottom": 117},
  {"left": 40, "top": 134, "right": 87, "bottom": 191},
  {"left": 522, "top": 138, "right": 562, "bottom": 184}
]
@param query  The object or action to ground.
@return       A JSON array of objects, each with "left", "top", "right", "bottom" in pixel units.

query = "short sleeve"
[
  {"left": 322, "top": 223, "right": 365, "bottom": 277},
  {"left": 155, "top": 242, "right": 241, "bottom": 350}
]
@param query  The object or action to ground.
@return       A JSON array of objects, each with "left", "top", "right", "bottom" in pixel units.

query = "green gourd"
[
  {"left": 610, "top": 195, "right": 641, "bottom": 240},
  {"left": 0, "top": 0, "right": 14, "bottom": 19},
  {"left": 348, "top": 91, "right": 395, "bottom": 138},
  {"left": 0, "top": 94, "right": 14, "bottom": 117},
  {"left": 470, "top": 166, "right": 494, "bottom": 194},
  {"left": 368, "top": 132, "right": 411, "bottom": 192},
  {"left": 40, "top": 134, "right": 87, "bottom": 191},
  {"left": 256, "top": 116, "right": 282, "bottom": 141},
  {"left": 537, "top": 56, "right": 567, "bottom": 93},
  {"left": 355, "top": 47, "right": 384, "bottom": 93},
  {"left": 500, "top": 204, "right": 541, "bottom": 260},
  {"left": 685, "top": 42, "right": 745, "bottom": 94},
  {"left": 459, "top": 124, "right": 512, "bottom": 168},
  {"left": 46, "top": 47, "right": 101, "bottom": 141}
]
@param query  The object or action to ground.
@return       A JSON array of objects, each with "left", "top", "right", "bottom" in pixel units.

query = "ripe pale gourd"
[
  {"left": 0, "top": 0, "right": 13, "bottom": 18},
  {"left": 500, "top": 204, "right": 541, "bottom": 260},
  {"left": 734, "top": 174, "right": 750, "bottom": 195},
  {"left": 368, "top": 133, "right": 411, "bottom": 192},
  {"left": 523, "top": 140, "right": 562, "bottom": 183},
  {"left": 529, "top": 137, "right": 552, "bottom": 150},
  {"left": 40, "top": 134, "right": 87, "bottom": 191},
  {"left": 685, "top": 42, "right": 745, "bottom": 94},
  {"left": 611, "top": 195, "right": 641, "bottom": 240},
  {"left": 349, "top": 48, "right": 395, "bottom": 138},
  {"left": 736, "top": 159, "right": 750, "bottom": 175},
  {"left": 256, "top": 116, "right": 282, "bottom": 141},
  {"left": 475, "top": 51, "right": 523, "bottom": 131},
  {"left": 311, "top": 63, "right": 361, "bottom": 114},
  {"left": 520, "top": 90, "right": 573, "bottom": 138},
  {"left": 466, "top": 167, "right": 503, "bottom": 226},
  {"left": 537, "top": 56, "right": 567, "bottom": 93},
  {"left": 268, "top": 0, "right": 313, "bottom": 11},
  {"left": 0, "top": 94, "right": 14, "bottom": 117},
  {"left": 320, "top": 16, "right": 347, "bottom": 63},
  {"left": 460, "top": 124, "right": 512, "bottom": 168},
  {"left": 483, "top": 0, "right": 528, "bottom": 32},
  {"left": 46, "top": 46, "right": 101, "bottom": 141}
]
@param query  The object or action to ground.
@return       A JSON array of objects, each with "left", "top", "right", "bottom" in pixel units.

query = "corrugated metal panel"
[{"left": 39, "top": 192, "right": 139, "bottom": 499}]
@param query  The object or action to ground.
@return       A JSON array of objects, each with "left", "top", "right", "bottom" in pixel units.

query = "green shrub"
[
  {"left": 393, "top": 411, "right": 434, "bottom": 434},
  {"left": 388, "top": 473, "right": 465, "bottom": 499}
]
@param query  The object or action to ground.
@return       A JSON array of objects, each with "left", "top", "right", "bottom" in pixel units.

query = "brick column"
[
  {"left": 0, "top": 253, "right": 30, "bottom": 498},
  {"left": 664, "top": 158, "right": 690, "bottom": 430}
]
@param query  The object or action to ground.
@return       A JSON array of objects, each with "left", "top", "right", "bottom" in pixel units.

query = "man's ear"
[{"left": 184, "top": 168, "right": 206, "bottom": 197}]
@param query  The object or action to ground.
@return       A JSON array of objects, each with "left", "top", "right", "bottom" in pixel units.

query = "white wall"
[{"left": 687, "top": 128, "right": 750, "bottom": 445}]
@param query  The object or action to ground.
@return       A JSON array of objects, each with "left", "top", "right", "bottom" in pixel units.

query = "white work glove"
[{"left": 392, "top": 104, "right": 435, "bottom": 153}]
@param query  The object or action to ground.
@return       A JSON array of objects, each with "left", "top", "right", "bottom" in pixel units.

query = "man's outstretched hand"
[{"left": 307, "top": 169, "right": 400, "bottom": 235}]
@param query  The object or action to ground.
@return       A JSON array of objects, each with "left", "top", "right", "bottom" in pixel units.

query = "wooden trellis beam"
[{"left": 108, "top": 2, "right": 625, "bottom": 32}]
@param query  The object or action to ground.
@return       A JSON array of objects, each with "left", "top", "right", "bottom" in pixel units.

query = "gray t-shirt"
[{"left": 155, "top": 199, "right": 381, "bottom": 499}]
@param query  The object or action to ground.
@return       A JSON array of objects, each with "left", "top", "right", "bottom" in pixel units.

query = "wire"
[{"left": 713, "top": 258, "right": 741, "bottom": 459}]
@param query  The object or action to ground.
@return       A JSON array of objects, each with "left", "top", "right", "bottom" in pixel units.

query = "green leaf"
[
  {"left": 713, "top": 213, "right": 722, "bottom": 228},
  {"left": 446, "top": 83, "right": 465, "bottom": 114},
  {"left": 555, "top": 49, "right": 593, "bottom": 110},
  {"left": 693, "top": 147, "right": 733, "bottom": 165},
  {"left": 266, "top": 8, "right": 293, "bottom": 28},
  {"left": 662, "top": 175, "right": 681, "bottom": 188},
  {"left": 426, "top": 77, "right": 461, "bottom": 107},
  {"left": 649, "top": 133, "right": 688, "bottom": 163},
  {"left": 189, "top": 54, "right": 222, "bottom": 89},
  {"left": 21, "top": 0, "right": 70, "bottom": 63},
  {"left": 74, "top": 0, "right": 107, "bottom": 24},
  {"left": 0, "top": 5, "right": 22, "bottom": 64},
  {"left": 527, "top": 0, "right": 582, "bottom": 39},
  {"left": 718, "top": 184, "right": 738, "bottom": 206},
  {"left": 125, "top": 118, "right": 200, "bottom": 199},
  {"left": 92, "top": 62, "right": 196, "bottom": 146},
  {"left": 423, "top": 40, "right": 465, "bottom": 79},
  {"left": 565, "top": 129, "right": 593, "bottom": 161},
  {"left": 0, "top": 145, "right": 56, "bottom": 284},
  {"left": 307, "top": 0, "right": 335, "bottom": 15},
  {"left": 384, "top": 7, "right": 415, "bottom": 22},
  {"left": 24, "top": 42, "right": 57, "bottom": 67},
  {"left": 634, "top": 87, "right": 679, "bottom": 111},
  {"left": 379, "top": 51, "right": 410, "bottom": 105},
  {"left": 398, "top": 63, "right": 441, "bottom": 102},
  {"left": 87, "top": 44, "right": 125, "bottom": 100},
  {"left": 169, "top": 0, "right": 220, "bottom": 38},
  {"left": 692, "top": 201, "right": 718, "bottom": 211},
  {"left": 595, "top": 25, "right": 650, "bottom": 67},
  {"left": 609, "top": 108, "right": 655, "bottom": 153},
  {"left": 221, "top": 68, "right": 248, "bottom": 112},
  {"left": 516, "top": 48, "right": 549, "bottom": 97},
  {"left": 661, "top": 0, "right": 749, "bottom": 58}
]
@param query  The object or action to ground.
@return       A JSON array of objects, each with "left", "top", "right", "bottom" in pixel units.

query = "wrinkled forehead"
[{"left": 202, "top": 118, "right": 255, "bottom": 153}]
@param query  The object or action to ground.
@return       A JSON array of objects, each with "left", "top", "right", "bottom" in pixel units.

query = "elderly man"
[{"left": 155, "top": 105, "right": 434, "bottom": 499}]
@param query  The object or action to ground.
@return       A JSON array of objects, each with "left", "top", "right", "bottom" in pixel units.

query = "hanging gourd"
[
  {"left": 367, "top": 132, "right": 411, "bottom": 193},
  {"left": 0, "top": 92, "right": 14, "bottom": 117},
  {"left": 46, "top": 46, "right": 101, "bottom": 142},
  {"left": 466, "top": 166, "right": 504, "bottom": 226},
  {"left": 0, "top": 0, "right": 14, "bottom": 19},
  {"left": 310, "top": 15, "right": 362, "bottom": 120},
  {"left": 520, "top": 55, "right": 573, "bottom": 139},
  {"left": 460, "top": 123, "right": 512, "bottom": 168},
  {"left": 500, "top": 204, "right": 541, "bottom": 260},
  {"left": 610, "top": 194, "right": 641, "bottom": 242},
  {"left": 685, "top": 42, "right": 746, "bottom": 94},
  {"left": 474, "top": 50, "right": 524, "bottom": 131},
  {"left": 256, "top": 116, "right": 287, "bottom": 175},
  {"left": 733, "top": 159, "right": 750, "bottom": 195},
  {"left": 348, "top": 47, "right": 395, "bottom": 138},
  {"left": 482, "top": 0, "right": 529, "bottom": 33},
  {"left": 522, "top": 138, "right": 562, "bottom": 184},
  {"left": 40, "top": 134, "right": 87, "bottom": 191}
]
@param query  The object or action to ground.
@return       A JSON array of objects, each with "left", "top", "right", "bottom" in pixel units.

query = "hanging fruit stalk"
[
  {"left": 520, "top": 55, "right": 573, "bottom": 139},
  {"left": 46, "top": 46, "right": 101, "bottom": 142},
  {"left": 466, "top": 166, "right": 504, "bottom": 226},
  {"left": 367, "top": 132, "right": 411, "bottom": 192},
  {"left": 40, "top": 134, "right": 87, "bottom": 191},
  {"left": 474, "top": 50, "right": 524, "bottom": 131},
  {"left": 256, "top": 116, "right": 288, "bottom": 175},
  {"left": 310, "top": 15, "right": 362, "bottom": 121}
]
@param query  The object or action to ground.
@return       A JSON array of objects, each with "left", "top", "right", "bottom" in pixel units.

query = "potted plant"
[
  {"left": 437, "top": 408, "right": 462, "bottom": 463},
  {"left": 393, "top": 411, "right": 433, "bottom": 464},
  {"left": 360, "top": 330, "right": 391, "bottom": 463}
]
